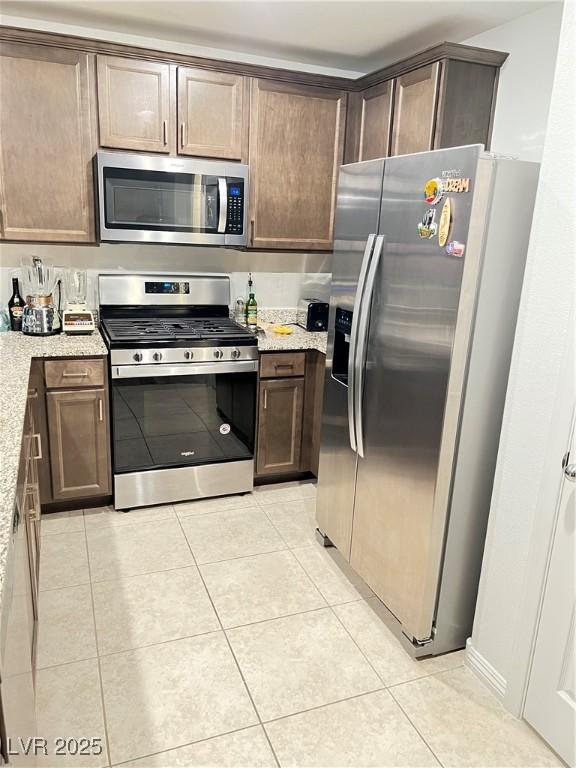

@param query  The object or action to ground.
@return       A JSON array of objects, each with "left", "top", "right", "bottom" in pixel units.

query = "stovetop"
[{"left": 101, "top": 316, "right": 257, "bottom": 348}]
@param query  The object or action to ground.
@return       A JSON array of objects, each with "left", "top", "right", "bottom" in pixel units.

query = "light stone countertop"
[
  {"left": 252, "top": 309, "right": 328, "bottom": 354},
  {"left": 0, "top": 330, "right": 108, "bottom": 616}
]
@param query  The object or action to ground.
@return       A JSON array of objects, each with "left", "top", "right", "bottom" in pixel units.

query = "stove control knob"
[
  {"left": 184, "top": 350, "right": 193, "bottom": 361},
  {"left": 213, "top": 348, "right": 224, "bottom": 360},
  {"left": 152, "top": 351, "right": 163, "bottom": 362},
  {"left": 133, "top": 352, "right": 143, "bottom": 362},
  {"left": 231, "top": 348, "right": 241, "bottom": 359}
]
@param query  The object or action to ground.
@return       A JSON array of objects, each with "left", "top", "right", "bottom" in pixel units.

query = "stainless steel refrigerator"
[{"left": 316, "top": 145, "right": 539, "bottom": 657}]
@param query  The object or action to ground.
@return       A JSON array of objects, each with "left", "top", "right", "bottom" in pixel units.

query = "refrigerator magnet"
[
  {"left": 438, "top": 198, "right": 452, "bottom": 247},
  {"left": 418, "top": 208, "right": 438, "bottom": 239},
  {"left": 446, "top": 241, "right": 465, "bottom": 258},
  {"left": 424, "top": 177, "right": 444, "bottom": 204}
]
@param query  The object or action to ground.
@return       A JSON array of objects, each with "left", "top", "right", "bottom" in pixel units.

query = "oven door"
[
  {"left": 96, "top": 152, "right": 247, "bottom": 246},
  {"left": 111, "top": 362, "right": 257, "bottom": 476}
]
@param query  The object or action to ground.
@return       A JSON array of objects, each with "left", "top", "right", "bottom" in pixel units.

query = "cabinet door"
[
  {"left": 97, "top": 56, "right": 173, "bottom": 153},
  {"left": 0, "top": 43, "right": 96, "bottom": 242},
  {"left": 390, "top": 63, "right": 440, "bottom": 156},
  {"left": 357, "top": 79, "right": 394, "bottom": 161},
  {"left": 177, "top": 67, "right": 247, "bottom": 159},
  {"left": 249, "top": 79, "right": 346, "bottom": 250},
  {"left": 47, "top": 388, "right": 111, "bottom": 500},
  {"left": 257, "top": 378, "right": 304, "bottom": 475}
]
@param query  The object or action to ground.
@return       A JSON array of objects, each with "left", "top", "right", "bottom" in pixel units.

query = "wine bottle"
[
  {"left": 8, "top": 277, "right": 24, "bottom": 332},
  {"left": 246, "top": 273, "right": 257, "bottom": 328}
]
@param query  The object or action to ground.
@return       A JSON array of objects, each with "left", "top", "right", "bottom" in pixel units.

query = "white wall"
[
  {"left": 467, "top": 0, "right": 575, "bottom": 710},
  {"left": 463, "top": 3, "right": 563, "bottom": 162}
]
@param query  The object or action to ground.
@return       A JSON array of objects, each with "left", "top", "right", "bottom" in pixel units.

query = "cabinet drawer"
[
  {"left": 260, "top": 352, "right": 305, "bottom": 379},
  {"left": 44, "top": 359, "right": 105, "bottom": 389}
]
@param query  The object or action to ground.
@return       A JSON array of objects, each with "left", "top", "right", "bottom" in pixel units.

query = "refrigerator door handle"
[
  {"left": 355, "top": 234, "right": 385, "bottom": 458},
  {"left": 348, "top": 234, "right": 376, "bottom": 453}
]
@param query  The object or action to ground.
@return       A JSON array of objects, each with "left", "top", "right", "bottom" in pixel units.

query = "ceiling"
[{"left": 1, "top": 0, "right": 554, "bottom": 76}]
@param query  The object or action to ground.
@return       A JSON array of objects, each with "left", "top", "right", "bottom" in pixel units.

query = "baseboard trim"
[{"left": 465, "top": 639, "right": 507, "bottom": 699}]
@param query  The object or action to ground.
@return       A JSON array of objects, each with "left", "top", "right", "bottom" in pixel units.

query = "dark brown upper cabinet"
[
  {"left": 177, "top": 67, "right": 248, "bottom": 160},
  {"left": 0, "top": 42, "right": 96, "bottom": 242},
  {"left": 353, "top": 79, "right": 395, "bottom": 162},
  {"left": 249, "top": 79, "right": 346, "bottom": 250},
  {"left": 391, "top": 62, "right": 441, "bottom": 157},
  {"left": 97, "top": 55, "right": 174, "bottom": 153}
]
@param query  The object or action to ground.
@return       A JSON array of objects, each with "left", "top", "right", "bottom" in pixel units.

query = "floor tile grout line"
[
  {"left": 387, "top": 684, "right": 446, "bottom": 768},
  {"left": 82, "top": 519, "right": 113, "bottom": 768},
  {"left": 174, "top": 513, "right": 282, "bottom": 768},
  {"left": 260, "top": 685, "right": 387, "bottom": 727},
  {"left": 107, "top": 723, "right": 271, "bottom": 767}
]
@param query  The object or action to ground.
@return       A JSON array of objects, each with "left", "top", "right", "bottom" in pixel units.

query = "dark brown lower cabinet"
[
  {"left": 257, "top": 377, "right": 304, "bottom": 476},
  {"left": 47, "top": 387, "right": 111, "bottom": 500}
]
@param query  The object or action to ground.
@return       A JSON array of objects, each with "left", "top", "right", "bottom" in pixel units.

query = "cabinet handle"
[
  {"left": 250, "top": 219, "right": 255, "bottom": 246},
  {"left": 62, "top": 370, "right": 89, "bottom": 378},
  {"left": 275, "top": 363, "right": 294, "bottom": 369},
  {"left": 263, "top": 389, "right": 268, "bottom": 410},
  {"left": 180, "top": 122, "right": 186, "bottom": 149},
  {"left": 163, "top": 119, "right": 168, "bottom": 145},
  {"left": 27, "top": 388, "right": 38, "bottom": 399},
  {"left": 98, "top": 398, "right": 104, "bottom": 422},
  {"left": 33, "top": 433, "right": 42, "bottom": 460}
]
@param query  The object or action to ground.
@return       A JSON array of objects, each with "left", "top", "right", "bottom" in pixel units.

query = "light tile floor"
[{"left": 37, "top": 480, "right": 561, "bottom": 768}]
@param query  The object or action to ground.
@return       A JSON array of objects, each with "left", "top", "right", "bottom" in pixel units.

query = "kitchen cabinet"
[
  {"left": 97, "top": 55, "right": 175, "bottom": 153},
  {"left": 351, "top": 79, "right": 395, "bottom": 162},
  {"left": 0, "top": 42, "right": 97, "bottom": 242},
  {"left": 45, "top": 358, "right": 111, "bottom": 501},
  {"left": 177, "top": 67, "right": 248, "bottom": 159},
  {"left": 257, "top": 376, "right": 305, "bottom": 476},
  {"left": 248, "top": 79, "right": 346, "bottom": 250},
  {"left": 390, "top": 62, "right": 440, "bottom": 156}
]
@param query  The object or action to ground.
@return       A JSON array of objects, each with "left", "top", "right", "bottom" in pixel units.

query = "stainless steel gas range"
[{"left": 99, "top": 273, "right": 258, "bottom": 510}]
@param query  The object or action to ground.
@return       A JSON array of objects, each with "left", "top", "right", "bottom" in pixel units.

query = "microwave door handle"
[
  {"left": 354, "top": 234, "right": 384, "bottom": 459},
  {"left": 348, "top": 234, "right": 376, "bottom": 453},
  {"left": 217, "top": 178, "right": 227, "bottom": 234}
]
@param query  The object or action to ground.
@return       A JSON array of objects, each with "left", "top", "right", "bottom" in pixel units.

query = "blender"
[
  {"left": 21, "top": 257, "right": 61, "bottom": 336},
  {"left": 62, "top": 268, "right": 96, "bottom": 334}
]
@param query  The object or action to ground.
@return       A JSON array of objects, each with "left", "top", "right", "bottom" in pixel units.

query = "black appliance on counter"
[
  {"left": 297, "top": 298, "right": 329, "bottom": 332},
  {"left": 99, "top": 273, "right": 258, "bottom": 510}
]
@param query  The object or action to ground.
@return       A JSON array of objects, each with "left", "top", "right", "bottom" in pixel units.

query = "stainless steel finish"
[
  {"left": 98, "top": 398, "right": 103, "bottom": 422},
  {"left": 316, "top": 158, "right": 384, "bottom": 559},
  {"left": 354, "top": 234, "right": 384, "bottom": 458},
  {"left": 96, "top": 151, "right": 248, "bottom": 247},
  {"left": 263, "top": 388, "right": 268, "bottom": 410},
  {"left": 112, "top": 359, "right": 259, "bottom": 379},
  {"left": 22, "top": 303, "right": 61, "bottom": 336},
  {"left": 114, "top": 459, "right": 254, "bottom": 510},
  {"left": 218, "top": 177, "right": 227, "bottom": 234},
  {"left": 162, "top": 119, "right": 168, "bottom": 145},
  {"left": 99, "top": 273, "right": 231, "bottom": 307},
  {"left": 213, "top": 348, "right": 223, "bottom": 359},
  {"left": 352, "top": 146, "right": 483, "bottom": 642},
  {"left": 32, "top": 434, "right": 42, "bottom": 461},
  {"left": 348, "top": 234, "right": 376, "bottom": 454},
  {"left": 109, "top": 345, "right": 257, "bottom": 366},
  {"left": 564, "top": 464, "right": 576, "bottom": 481},
  {"left": 152, "top": 351, "right": 163, "bottom": 362},
  {"left": 63, "top": 370, "right": 89, "bottom": 378}
]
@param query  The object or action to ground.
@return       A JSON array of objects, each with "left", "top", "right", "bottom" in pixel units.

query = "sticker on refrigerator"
[
  {"left": 424, "top": 177, "right": 444, "bottom": 205},
  {"left": 443, "top": 177, "right": 470, "bottom": 193},
  {"left": 438, "top": 198, "right": 452, "bottom": 247},
  {"left": 446, "top": 241, "right": 466, "bottom": 258},
  {"left": 219, "top": 423, "right": 231, "bottom": 435},
  {"left": 417, "top": 208, "right": 437, "bottom": 239}
]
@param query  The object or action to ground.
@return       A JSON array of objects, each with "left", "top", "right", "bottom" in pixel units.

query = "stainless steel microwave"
[{"left": 96, "top": 151, "right": 249, "bottom": 247}]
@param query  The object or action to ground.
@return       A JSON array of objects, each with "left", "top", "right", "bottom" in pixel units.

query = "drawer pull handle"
[
  {"left": 27, "top": 388, "right": 38, "bottom": 399},
  {"left": 275, "top": 363, "right": 294, "bottom": 369},
  {"left": 263, "top": 389, "right": 268, "bottom": 410},
  {"left": 180, "top": 122, "right": 186, "bottom": 148},
  {"left": 98, "top": 399, "right": 104, "bottom": 422},
  {"left": 62, "top": 371, "right": 89, "bottom": 377},
  {"left": 162, "top": 119, "right": 168, "bottom": 145}
]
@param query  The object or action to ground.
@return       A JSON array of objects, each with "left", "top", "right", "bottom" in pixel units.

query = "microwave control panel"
[{"left": 226, "top": 181, "right": 244, "bottom": 235}]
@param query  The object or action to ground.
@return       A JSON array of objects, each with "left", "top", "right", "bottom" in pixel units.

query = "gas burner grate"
[{"left": 101, "top": 316, "right": 254, "bottom": 343}]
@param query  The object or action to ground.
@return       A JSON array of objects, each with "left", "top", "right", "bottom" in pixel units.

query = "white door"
[{"left": 524, "top": 415, "right": 576, "bottom": 766}]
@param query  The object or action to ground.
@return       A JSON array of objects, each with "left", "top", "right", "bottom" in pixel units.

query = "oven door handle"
[
  {"left": 112, "top": 360, "right": 258, "bottom": 379},
  {"left": 217, "top": 178, "right": 228, "bottom": 234}
]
